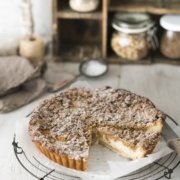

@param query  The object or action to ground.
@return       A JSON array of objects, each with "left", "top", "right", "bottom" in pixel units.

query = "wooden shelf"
[
  {"left": 154, "top": 58, "right": 180, "bottom": 65},
  {"left": 107, "top": 53, "right": 152, "bottom": 64},
  {"left": 54, "top": 43, "right": 102, "bottom": 62},
  {"left": 56, "top": 8, "right": 102, "bottom": 20},
  {"left": 152, "top": 51, "right": 180, "bottom": 65},
  {"left": 109, "top": 1, "right": 180, "bottom": 15},
  {"left": 52, "top": 0, "right": 180, "bottom": 64},
  {"left": 107, "top": 51, "right": 180, "bottom": 65}
]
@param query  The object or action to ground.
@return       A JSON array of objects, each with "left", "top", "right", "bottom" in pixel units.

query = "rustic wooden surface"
[
  {"left": 109, "top": 0, "right": 180, "bottom": 14},
  {"left": 0, "top": 62, "right": 180, "bottom": 179},
  {"left": 56, "top": 9, "right": 102, "bottom": 20}
]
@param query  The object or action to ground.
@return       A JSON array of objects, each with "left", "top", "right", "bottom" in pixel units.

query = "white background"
[{"left": 0, "top": 0, "right": 52, "bottom": 40}]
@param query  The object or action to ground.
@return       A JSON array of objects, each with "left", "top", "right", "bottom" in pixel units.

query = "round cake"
[{"left": 29, "top": 87, "right": 165, "bottom": 171}]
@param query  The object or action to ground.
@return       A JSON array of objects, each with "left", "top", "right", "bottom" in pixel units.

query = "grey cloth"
[
  {"left": 0, "top": 56, "right": 40, "bottom": 96},
  {"left": 0, "top": 78, "right": 46, "bottom": 113}
]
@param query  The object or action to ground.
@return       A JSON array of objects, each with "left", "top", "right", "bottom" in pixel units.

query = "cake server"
[{"left": 162, "top": 121, "right": 180, "bottom": 156}]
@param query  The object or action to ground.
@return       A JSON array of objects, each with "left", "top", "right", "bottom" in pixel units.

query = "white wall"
[{"left": 0, "top": 0, "right": 52, "bottom": 41}]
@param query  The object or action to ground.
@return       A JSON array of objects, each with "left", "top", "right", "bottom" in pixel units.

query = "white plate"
[{"left": 15, "top": 113, "right": 173, "bottom": 180}]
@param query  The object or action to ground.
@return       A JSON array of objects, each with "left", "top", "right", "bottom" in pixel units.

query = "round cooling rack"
[{"left": 12, "top": 113, "right": 180, "bottom": 180}]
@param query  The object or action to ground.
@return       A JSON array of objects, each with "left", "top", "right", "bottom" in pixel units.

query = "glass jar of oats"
[
  {"left": 160, "top": 15, "right": 180, "bottom": 59},
  {"left": 111, "top": 13, "right": 156, "bottom": 61}
]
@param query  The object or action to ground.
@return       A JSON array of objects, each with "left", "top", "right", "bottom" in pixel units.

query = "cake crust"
[{"left": 28, "top": 87, "right": 165, "bottom": 171}]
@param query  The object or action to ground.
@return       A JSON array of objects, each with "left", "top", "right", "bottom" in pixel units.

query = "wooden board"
[{"left": 109, "top": 0, "right": 180, "bottom": 14}]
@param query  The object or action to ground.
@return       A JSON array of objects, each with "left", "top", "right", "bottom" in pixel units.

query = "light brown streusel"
[{"left": 29, "top": 87, "right": 165, "bottom": 160}]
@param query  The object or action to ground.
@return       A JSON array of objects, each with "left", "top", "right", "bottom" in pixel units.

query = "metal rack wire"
[{"left": 12, "top": 113, "right": 180, "bottom": 180}]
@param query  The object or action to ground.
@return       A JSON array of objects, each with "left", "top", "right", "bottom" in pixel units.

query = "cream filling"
[
  {"left": 99, "top": 134, "right": 145, "bottom": 160},
  {"left": 146, "top": 121, "right": 163, "bottom": 133}
]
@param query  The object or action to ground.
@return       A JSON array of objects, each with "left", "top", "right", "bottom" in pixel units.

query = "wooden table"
[{"left": 0, "top": 62, "right": 180, "bottom": 179}]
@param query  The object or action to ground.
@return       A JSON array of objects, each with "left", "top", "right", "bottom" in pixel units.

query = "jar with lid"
[
  {"left": 111, "top": 13, "right": 156, "bottom": 61},
  {"left": 160, "top": 15, "right": 180, "bottom": 59},
  {"left": 69, "top": 0, "right": 100, "bottom": 12}
]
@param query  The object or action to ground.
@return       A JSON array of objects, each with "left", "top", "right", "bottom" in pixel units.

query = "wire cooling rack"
[{"left": 12, "top": 113, "right": 180, "bottom": 180}]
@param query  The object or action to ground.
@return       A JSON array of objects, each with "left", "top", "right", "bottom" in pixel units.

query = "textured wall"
[{"left": 0, "top": 0, "right": 52, "bottom": 41}]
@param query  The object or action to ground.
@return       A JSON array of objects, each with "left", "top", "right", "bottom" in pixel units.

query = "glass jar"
[
  {"left": 111, "top": 13, "right": 156, "bottom": 61},
  {"left": 160, "top": 15, "right": 180, "bottom": 59},
  {"left": 69, "top": 0, "right": 100, "bottom": 12}
]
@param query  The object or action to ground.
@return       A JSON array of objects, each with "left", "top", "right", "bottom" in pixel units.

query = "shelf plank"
[
  {"left": 107, "top": 51, "right": 180, "bottom": 65},
  {"left": 54, "top": 43, "right": 102, "bottom": 62},
  {"left": 152, "top": 52, "right": 180, "bottom": 65},
  {"left": 154, "top": 59, "right": 180, "bottom": 65},
  {"left": 107, "top": 57, "right": 152, "bottom": 65},
  {"left": 56, "top": 8, "right": 102, "bottom": 20},
  {"left": 52, "top": 0, "right": 59, "bottom": 56},
  {"left": 53, "top": 55, "right": 180, "bottom": 65},
  {"left": 102, "top": 0, "right": 108, "bottom": 58},
  {"left": 109, "top": 1, "right": 180, "bottom": 15},
  {"left": 53, "top": 50, "right": 180, "bottom": 65}
]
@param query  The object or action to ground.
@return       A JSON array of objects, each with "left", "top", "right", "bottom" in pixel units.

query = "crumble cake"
[{"left": 28, "top": 87, "right": 165, "bottom": 171}]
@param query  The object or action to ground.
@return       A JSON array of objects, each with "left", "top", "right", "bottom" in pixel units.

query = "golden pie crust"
[
  {"left": 28, "top": 87, "right": 165, "bottom": 171},
  {"left": 34, "top": 142, "right": 87, "bottom": 170}
]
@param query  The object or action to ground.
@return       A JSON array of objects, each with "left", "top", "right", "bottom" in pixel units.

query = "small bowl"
[
  {"left": 79, "top": 59, "right": 108, "bottom": 78},
  {"left": 69, "top": 0, "right": 100, "bottom": 12}
]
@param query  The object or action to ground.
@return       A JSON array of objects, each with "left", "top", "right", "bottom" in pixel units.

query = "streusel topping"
[{"left": 29, "top": 87, "right": 164, "bottom": 159}]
